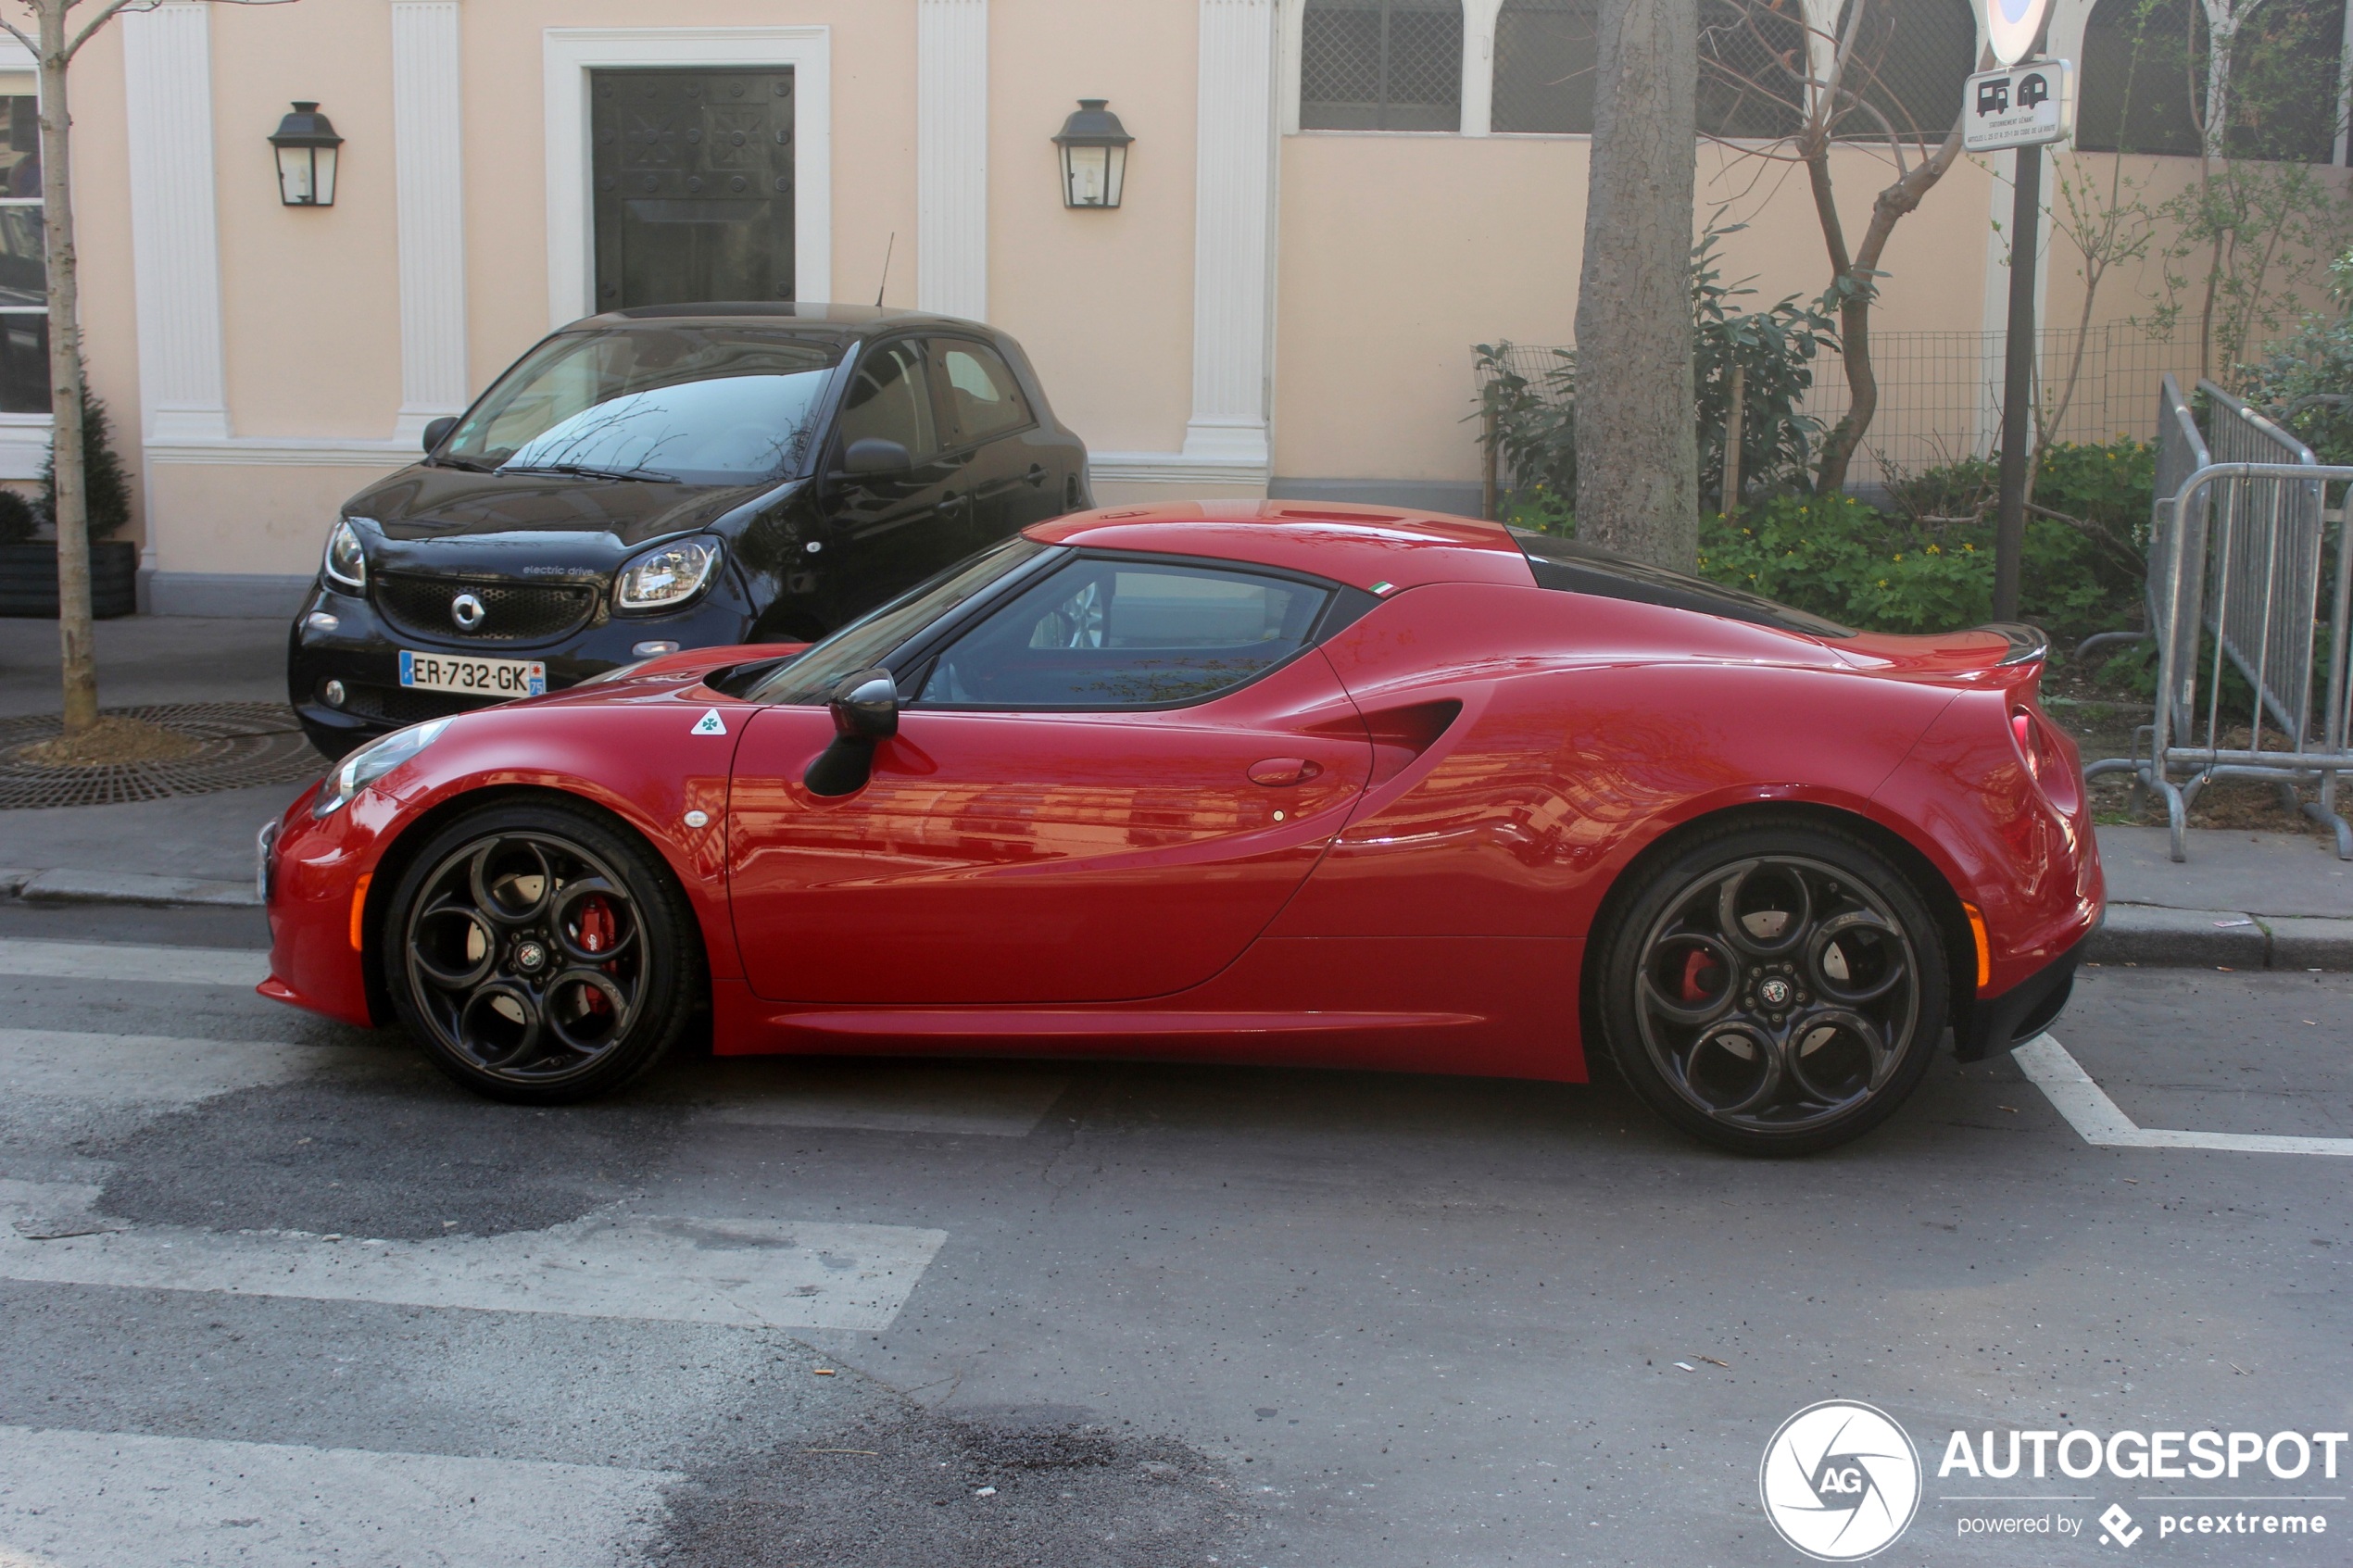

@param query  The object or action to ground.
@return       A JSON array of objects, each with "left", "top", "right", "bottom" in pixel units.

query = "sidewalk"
[{"left": 0, "top": 616, "right": 2347, "bottom": 953}]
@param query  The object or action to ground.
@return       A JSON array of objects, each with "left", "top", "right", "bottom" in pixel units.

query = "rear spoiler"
[{"left": 1972, "top": 622, "right": 2049, "bottom": 667}]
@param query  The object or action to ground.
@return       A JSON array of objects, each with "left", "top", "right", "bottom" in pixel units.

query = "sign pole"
[{"left": 1993, "top": 141, "right": 2041, "bottom": 623}]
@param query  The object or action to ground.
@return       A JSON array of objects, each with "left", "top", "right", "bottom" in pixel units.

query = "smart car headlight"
[
  {"left": 312, "top": 718, "right": 452, "bottom": 818},
  {"left": 323, "top": 518, "right": 369, "bottom": 591},
  {"left": 615, "top": 537, "right": 720, "bottom": 611}
]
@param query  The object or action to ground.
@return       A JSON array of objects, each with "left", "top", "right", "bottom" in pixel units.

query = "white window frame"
[
  {"left": 0, "top": 32, "right": 47, "bottom": 480},
  {"left": 542, "top": 26, "right": 831, "bottom": 332},
  {"left": 1279, "top": 0, "right": 1501, "bottom": 136}
]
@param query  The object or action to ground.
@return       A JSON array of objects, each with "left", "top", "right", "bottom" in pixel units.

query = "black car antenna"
[{"left": 875, "top": 232, "right": 895, "bottom": 307}]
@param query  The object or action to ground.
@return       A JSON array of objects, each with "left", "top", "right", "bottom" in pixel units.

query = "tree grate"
[{"left": 0, "top": 703, "right": 326, "bottom": 809}]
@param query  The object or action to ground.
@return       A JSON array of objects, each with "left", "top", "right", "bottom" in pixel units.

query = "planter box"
[{"left": 0, "top": 540, "right": 139, "bottom": 619}]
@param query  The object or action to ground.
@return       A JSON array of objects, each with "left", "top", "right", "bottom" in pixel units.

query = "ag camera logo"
[{"left": 1761, "top": 1400, "right": 1922, "bottom": 1560}]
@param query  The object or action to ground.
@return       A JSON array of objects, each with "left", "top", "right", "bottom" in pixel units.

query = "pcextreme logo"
[{"left": 1759, "top": 1400, "right": 1923, "bottom": 1561}]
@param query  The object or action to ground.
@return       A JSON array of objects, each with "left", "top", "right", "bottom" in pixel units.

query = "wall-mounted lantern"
[
  {"left": 269, "top": 101, "right": 343, "bottom": 207},
  {"left": 1052, "top": 99, "right": 1131, "bottom": 209}
]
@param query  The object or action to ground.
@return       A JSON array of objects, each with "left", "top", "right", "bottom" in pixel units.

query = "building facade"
[{"left": 24, "top": 0, "right": 2353, "bottom": 613}]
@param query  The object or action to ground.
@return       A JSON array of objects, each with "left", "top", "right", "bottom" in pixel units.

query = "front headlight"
[
  {"left": 312, "top": 717, "right": 452, "bottom": 818},
  {"left": 323, "top": 518, "right": 369, "bottom": 591},
  {"left": 615, "top": 537, "right": 720, "bottom": 611}
]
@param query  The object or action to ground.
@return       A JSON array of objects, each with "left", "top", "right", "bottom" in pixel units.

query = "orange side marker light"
[
  {"left": 349, "top": 872, "right": 372, "bottom": 952},
  {"left": 1961, "top": 901, "right": 1991, "bottom": 990}
]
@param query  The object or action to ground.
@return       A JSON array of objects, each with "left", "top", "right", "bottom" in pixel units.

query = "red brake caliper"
[
  {"left": 1680, "top": 949, "right": 1718, "bottom": 1004},
  {"left": 575, "top": 897, "right": 617, "bottom": 1014}
]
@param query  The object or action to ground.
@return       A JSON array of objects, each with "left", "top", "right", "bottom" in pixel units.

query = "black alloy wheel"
[
  {"left": 385, "top": 799, "right": 701, "bottom": 1103},
  {"left": 1596, "top": 820, "right": 1949, "bottom": 1156}
]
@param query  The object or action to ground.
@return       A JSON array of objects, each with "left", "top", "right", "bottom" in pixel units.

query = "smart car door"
[
  {"left": 927, "top": 336, "right": 1051, "bottom": 546},
  {"left": 813, "top": 338, "right": 963, "bottom": 625},
  {"left": 727, "top": 555, "right": 1374, "bottom": 1005}
]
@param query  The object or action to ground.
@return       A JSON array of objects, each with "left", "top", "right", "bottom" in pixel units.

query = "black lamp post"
[
  {"left": 269, "top": 102, "right": 343, "bottom": 207},
  {"left": 1052, "top": 99, "right": 1132, "bottom": 209}
]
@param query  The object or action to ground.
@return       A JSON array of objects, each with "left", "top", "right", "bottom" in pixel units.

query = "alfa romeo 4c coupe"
[{"left": 258, "top": 503, "right": 2104, "bottom": 1156}]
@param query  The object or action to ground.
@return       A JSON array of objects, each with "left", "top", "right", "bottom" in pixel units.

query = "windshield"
[
  {"left": 751, "top": 536, "right": 1057, "bottom": 704},
  {"left": 440, "top": 327, "right": 839, "bottom": 485}
]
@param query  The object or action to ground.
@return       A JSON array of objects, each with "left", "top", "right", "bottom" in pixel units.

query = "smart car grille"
[{"left": 372, "top": 574, "right": 598, "bottom": 645}]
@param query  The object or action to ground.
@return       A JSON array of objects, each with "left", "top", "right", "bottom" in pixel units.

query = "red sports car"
[{"left": 258, "top": 503, "right": 2102, "bottom": 1155}]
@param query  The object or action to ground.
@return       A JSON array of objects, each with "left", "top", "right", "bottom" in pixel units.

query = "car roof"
[
  {"left": 573, "top": 302, "right": 987, "bottom": 341},
  {"left": 1025, "top": 501, "right": 1537, "bottom": 595}
]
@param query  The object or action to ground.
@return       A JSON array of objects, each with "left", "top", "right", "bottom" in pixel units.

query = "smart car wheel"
[
  {"left": 385, "top": 800, "right": 701, "bottom": 1104},
  {"left": 1597, "top": 822, "right": 1948, "bottom": 1157}
]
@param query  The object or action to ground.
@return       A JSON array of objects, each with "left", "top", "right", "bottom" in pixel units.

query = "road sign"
[
  {"left": 1982, "top": 0, "right": 2055, "bottom": 69},
  {"left": 1964, "top": 60, "right": 2074, "bottom": 152}
]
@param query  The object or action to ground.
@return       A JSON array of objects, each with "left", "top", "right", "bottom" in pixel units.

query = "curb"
[
  {"left": 1, "top": 867, "right": 260, "bottom": 909},
  {"left": 2085, "top": 903, "right": 2353, "bottom": 972}
]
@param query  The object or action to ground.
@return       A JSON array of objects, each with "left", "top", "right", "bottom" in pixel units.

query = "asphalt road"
[{"left": 0, "top": 896, "right": 2347, "bottom": 1567}]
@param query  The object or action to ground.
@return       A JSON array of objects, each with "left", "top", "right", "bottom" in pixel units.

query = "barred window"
[
  {"left": 1301, "top": 0, "right": 1465, "bottom": 132},
  {"left": 1491, "top": 0, "right": 1598, "bottom": 134},
  {"left": 0, "top": 77, "right": 45, "bottom": 417},
  {"left": 2078, "top": 0, "right": 2338, "bottom": 162},
  {"left": 1697, "top": 0, "right": 1974, "bottom": 144}
]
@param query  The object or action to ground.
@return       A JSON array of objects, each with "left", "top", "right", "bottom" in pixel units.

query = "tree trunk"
[
  {"left": 1574, "top": 0, "right": 1697, "bottom": 571},
  {"left": 37, "top": 8, "right": 95, "bottom": 734}
]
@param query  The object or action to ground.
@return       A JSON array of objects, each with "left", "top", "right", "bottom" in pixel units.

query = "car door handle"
[
  {"left": 1025, "top": 463, "right": 1048, "bottom": 487},
  {"left": 1248, "top": 757, "right": 1324, "bottom": 787},
  {"left": 940, "top": 492, "right": 965, "bottom": 517}
]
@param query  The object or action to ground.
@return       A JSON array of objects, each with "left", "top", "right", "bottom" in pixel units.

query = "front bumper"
[
  {"left": 287, "top": 582, "right": 754, "bottom": 746},
  {"left": 1956, "top": 929, "right": 2090, "bottom": 1063}
]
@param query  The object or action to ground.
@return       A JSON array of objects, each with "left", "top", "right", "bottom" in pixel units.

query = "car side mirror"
[
  {"left": 805, "top": 668, "right": 899, "bottom": 796},
  {"left": 837, "top": 437, "right": 911, "bottom": 478},
  {"left": 422, "top": 416, "right": 457, "bottom": 454}
]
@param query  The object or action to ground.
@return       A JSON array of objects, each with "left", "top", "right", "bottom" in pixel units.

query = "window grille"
[
  {"left": 2077, "top": 0, "right": 2338, "bottom": 163},
  {"left": 1491, "top": 0, "right": 1598, "bottom": 134},
  {"left": 1840, "top": 0, "right": 1976, "bottom": 143},
  {"left": 1695, "top": 0, "right": 1806, "bottom": 140},
  {"left": 1301, "top": 0, "right": 1465, "bottom": 132}
]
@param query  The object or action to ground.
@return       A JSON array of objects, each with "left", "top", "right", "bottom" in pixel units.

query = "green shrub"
[
  {"left": 0, "top": 486, "right": 32, "bottom": 546},
  {"left": 1694, "top": 492, "right": 2131, "bottom": 640},
  {"left": 39, "top": 381, "right": 133, "bottom": 542}
]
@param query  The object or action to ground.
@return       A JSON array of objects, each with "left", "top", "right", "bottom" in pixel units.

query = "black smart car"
[{"left": 289, "top": 304, "right": 1091, "bottom": 758}]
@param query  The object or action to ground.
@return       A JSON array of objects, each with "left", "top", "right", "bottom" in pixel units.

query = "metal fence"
[
  {"left": 1473, "top": 323, "right": 2207, "bottom": 490},
  {"left": 2082, "top": 377, "right": 2353, "bottom": 861}
]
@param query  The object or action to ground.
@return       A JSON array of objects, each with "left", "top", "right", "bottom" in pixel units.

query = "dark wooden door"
[{"left": 590, "top": 69, "right": 795, "bottom": 311}]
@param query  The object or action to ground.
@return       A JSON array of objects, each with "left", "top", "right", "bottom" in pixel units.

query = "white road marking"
[
  {"left": 695, "top": 1064, "right": 1069, "bottom": 1137},
  {"left": 0, "top": 1181, "right": 947, "bottom": 1331},
  {"left": 0, "top": 1029, "right": 325, "bottom": 1106},
  {"left": 0, "top": 1424, "right": 674, "bottom": 1568},
  {"left": 2015, "top": 1034, "right": 2353, "bottom": 1157},
  {"left": 0, "top": 939, "right": 269, "bottom": 990}
]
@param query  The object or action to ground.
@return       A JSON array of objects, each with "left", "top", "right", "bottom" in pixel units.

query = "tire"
[
  {"left": 1593, "top": 819, "right": 1949, "bottom": 1157},
  {"left": 382, "top": 797, "right": 704, "bottom": 1104}
]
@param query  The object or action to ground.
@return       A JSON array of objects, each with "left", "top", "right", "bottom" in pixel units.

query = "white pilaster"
[
  {"left": 1974, "top": 0, "right": 2085, "bottom": 454},
  {"left": 916, "top": 0, "right": 988, "bottom": 320},
  {"left": 391, "top": 1, "right": 470, "bottom": 445},
  {"left": 122, "top": 2, "right": 230, "bottom": 445},
  {"left": 1460, "top": 0, "right": 1503, "bottom": 136},
  {"left": 1185, "top": 0, "right": 1277, "bottom": 468}
]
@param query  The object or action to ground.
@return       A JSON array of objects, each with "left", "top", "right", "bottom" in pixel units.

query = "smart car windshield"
[
  {"left": 750, "top": 535, "right": 1059, "bottom": 704},
  {"left": 438, "top": 327, "right": 840, "bottom": 486}
]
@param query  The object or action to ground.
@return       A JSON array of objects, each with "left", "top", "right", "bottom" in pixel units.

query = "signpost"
[{"left": 1971, "top": 0, "right": 2064, "bottom": 621}]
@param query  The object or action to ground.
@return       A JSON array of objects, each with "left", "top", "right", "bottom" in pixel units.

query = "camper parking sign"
[{"left": 1964, "top": 59, "right": 2074, "bottom": 151}]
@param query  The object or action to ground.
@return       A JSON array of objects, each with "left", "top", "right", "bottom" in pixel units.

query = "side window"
[
  {"left": 931, "top": 338, "right": 1034, "bottom": 448},
  {"left": 834, "top": 339, "right": 937, "bottom": 461},
  {"left": 916, "top": 558, "right": 1332, "bottom": 709}
]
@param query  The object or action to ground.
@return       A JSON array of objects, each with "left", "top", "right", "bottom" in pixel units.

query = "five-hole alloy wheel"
[
  {"left": 1596, "top": 820, "right": 1949, "bottom": 1156},
  {"left": 384, "top": 800, "right": 701, "bottom": 1103}
]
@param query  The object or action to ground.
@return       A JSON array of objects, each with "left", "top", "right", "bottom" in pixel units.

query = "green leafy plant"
[
  {"left": 0, "top": 486, "right": 33, "bottom": 546},
  {"left": 39, "top": 381, "right": 132, "bottom": 542},
  {"left": 1692, "top": 224, "right": 1839, "bottom": 514}
]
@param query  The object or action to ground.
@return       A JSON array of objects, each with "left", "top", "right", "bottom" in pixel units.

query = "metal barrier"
[{"left": 2083, "top": 388, "right": 2353, "bottom": 859}]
